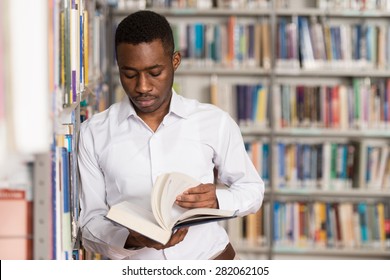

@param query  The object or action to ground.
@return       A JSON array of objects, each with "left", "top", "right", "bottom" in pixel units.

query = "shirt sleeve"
[
  {"left": 213, "top": 113, "right": 265, "bottom": 216},
  {"left": 78, "top": 122, "right": 136, "bottom": 259}
]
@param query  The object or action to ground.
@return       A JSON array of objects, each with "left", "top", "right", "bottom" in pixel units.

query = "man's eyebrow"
[{"left": 120, "top": 64, "right": 163, "bottom": 71}]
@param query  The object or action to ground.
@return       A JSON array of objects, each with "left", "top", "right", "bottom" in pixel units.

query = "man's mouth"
[{"left": 135, "top": 96, "right": 156, "bottom": 107}]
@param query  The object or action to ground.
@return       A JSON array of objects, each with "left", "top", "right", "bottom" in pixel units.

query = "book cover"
[
  {"left": 260, "top": 20, "right": 271, "bottom": 69},
  {"left": 357, "top": 202, "right": 369, "bottom": 243},
  {"left": 247, "top": 23, "right": 256, "bottom": 67},
  {"left": 194, "top": 23, "right": 204, "bottom": 60},
  {"left": 235, "top": 84, "right": 246, "bottom": 126},
  {"left": 254, "top": 23, "right": 262, "bottom": 67},
  {"left": 64, "top": 0, "right": 71, "bottom": 105},
  {"left": 256, "top": 84, "right": 268, "bottom": 127},
  {"left": 245, "top": 208, "right": 263, "bottom": 245},
  {"left": 277, "top": 17, "right": 287, "bottom": 60},
  {"left": 227, "top": 16, "right": 236, "bottom": 64},
  {"left": 83, "top": 10, "right": 89, "bottom": 85}
]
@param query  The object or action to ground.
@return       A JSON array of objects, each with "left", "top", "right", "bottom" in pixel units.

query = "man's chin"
[{"left": 136, "top": 105, "right": 158, "bottom": 114}]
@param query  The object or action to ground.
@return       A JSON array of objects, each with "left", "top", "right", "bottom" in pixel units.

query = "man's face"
[{"left": 116, "top": 40, "right": 180, "bottom": 116}]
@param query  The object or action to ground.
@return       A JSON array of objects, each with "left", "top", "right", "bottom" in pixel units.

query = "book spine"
[
  {"left": 61, "top": 145, "right": 72, "bottom": 259},
  {"left": 64, "top": 0, "right": 71, "bottom": 105},
  {"left": 83, "top": 10, "right": 88, "bottom": 85}
]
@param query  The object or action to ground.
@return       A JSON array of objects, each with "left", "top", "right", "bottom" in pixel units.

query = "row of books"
[
  {"left": 294, "top": 17, "right": 390, "bottom": 70},
  {"left": 210, "top": 79, "right": 270, "bottom": 127},
  {"left": 229, "top": 199, "right": 390, "bottom": 251},
  {"left": 170, "top": 17, "right": 271, "bottom": 68},
  {"left": 51, "top": 0, "right": 82, "bottom": 260},
  {"left": 273, "top": 201, "right": 390, "bottom": 249},
  {"left": 210, "top": 77, "right": 390, "bottom": 131},
  {"left": 228, "top": 204, "right": 268, "bottom": 246},
  {"left": 116, "top": 0, "right": 270, "bottom": 9},
  {"left": 113, "top": 5, "right": 390, "bottom": 71},
  {"left": 275, "top": 141, "right": 357, "bottom": 191},
  {"left": 316, "top": 0, "right": 390, "bottom": 10},
  {"left": 362, "top": 140, "right": 390, "bottom": 190},
  {"left": 245, "top": 138, "right": 390, "bottom": 191},
  {"left": 278, "top": 139, "right": 390, "bottom": 191},
  {"left": 274, "top": 78, "right": 390, "bottom": 130},
  {"left": 235, "top": 84, "right": 269, "bottom": 127},
  {"left": 56, "top": 0, "right": 87, "bottom": 106},
  {"left": 51, "top": 122, "right": 78, "bottom": 260},
  {"left": 116, "top": 0, "right": 390, "bottom": 11},
  {"left": 55, "top": 0, "right": 107, "bottom": 108},
  {"left": 49, "top": 0, "right": 109, "bottom": 260}
]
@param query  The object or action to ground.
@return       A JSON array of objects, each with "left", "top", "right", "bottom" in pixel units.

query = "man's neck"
[{"left": 137, "top": 107, "right": 169, "bottom": 132}]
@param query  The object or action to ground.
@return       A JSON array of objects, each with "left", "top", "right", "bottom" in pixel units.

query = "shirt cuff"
[{"left": 215, "top": 187, "right": 234, "bottom": 211}]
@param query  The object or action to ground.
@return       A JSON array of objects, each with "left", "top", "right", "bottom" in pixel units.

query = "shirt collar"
[
  {"left": 117, "top": 89, "right": 190, "bottom": 125},
  {"left": 169, "top": 89, "right": 189, "bottom": 119},
  {"left": 118, "top": 94, "right": 135, "bottom": 124}
]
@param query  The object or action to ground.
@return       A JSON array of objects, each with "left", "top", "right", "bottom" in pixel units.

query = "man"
[{"left": 78, "top": 10, "right": 264, "bottom": 260}]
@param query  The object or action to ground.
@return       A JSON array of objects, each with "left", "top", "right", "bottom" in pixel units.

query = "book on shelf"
[
  {"left": 245, "top": 207, "right": 264, "bottom": 245},
  {"left": 272, "top": 200, "right": 390, "bottom": 249},
  {"left": 358, "top": 140, "right": 390, "bottom": 191},
  {"left": 260, "top": 19, "right": 271, "bottom": 69},
  {"left": 244, "top": 139, "right": 270, "bottom": 188},
  {"left": 106, "top": 172, "right": 238, "bottom": 245},
  {"left": 273, "top": 139, "right": 358, "bottom": 191},
  {"left": 171, "top": 16, "right": 269, "bottom": 68},
  {"left": 295, "top": 14, "right": 390, "bottom": 70},
  {"left": 235, "top": 83, "right": 269, "bottom": 127},
  {"left": 227, "top": 202, "right": 269, "bottom": 246},
  {"left": 53, "top": 131, "right": 73, "bottom": 259},
  {"left": 276, "top": 16, "right": 299, "bottom": 69},
  {"left": 274, "top": 78, "right": 390, "bottom": 130}
]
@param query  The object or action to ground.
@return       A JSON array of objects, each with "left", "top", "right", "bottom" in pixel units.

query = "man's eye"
[
  {"left": 150, "top": 72, "right": 161, "bottom": 77},
  {"left": 124, "top": 74, "right": 136, "bottom": 79},
  {"left": 122, "top": 71, "right": 137, "bottom": 79}
]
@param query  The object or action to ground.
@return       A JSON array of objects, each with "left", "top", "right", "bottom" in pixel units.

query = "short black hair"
[{"left": 115, "top": 10, "right": 175, "bottom": 56}]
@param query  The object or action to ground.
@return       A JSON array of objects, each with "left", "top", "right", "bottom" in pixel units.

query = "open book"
[{"left": 106, "top": 172, "right": 238, "bottom": 245}]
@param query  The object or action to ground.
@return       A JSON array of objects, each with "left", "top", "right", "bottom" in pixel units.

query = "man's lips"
[{"left": 135, "top": 96, "right": 156, "bottom": 107}]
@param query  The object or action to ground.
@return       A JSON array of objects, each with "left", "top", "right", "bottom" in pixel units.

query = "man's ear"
[{"left": 172, "top": 51, "right": 181, "bottom": 71}]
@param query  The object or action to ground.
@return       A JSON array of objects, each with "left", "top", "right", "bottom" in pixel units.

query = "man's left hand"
[{"left": 175, "top": 183, "right": 219, "bottom": 209}]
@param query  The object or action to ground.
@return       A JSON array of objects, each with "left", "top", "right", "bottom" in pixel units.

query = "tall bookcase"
[
  {"left": 108, "top": 0, "right": 390, "bottom": 259},
  {"left": 1, "top": 0, "right": 109, "bottom": 259},
  {"left": 39, "top": 0, "right": 110, "bottom": 260}
]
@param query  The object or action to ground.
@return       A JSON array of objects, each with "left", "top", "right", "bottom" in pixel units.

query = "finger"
[
  {"left": 178, "top": 190, "right": 216, "bottom": 203},
  {"left": 177, "top": 192, "right": 203, "bottom": 202},
  {"left": 177, "top": 200, "right": 215, "bottom": 209},
  {"left": 176, "top": 185, "right": 216, "bottom": 205},
  {"left": 131, "top": 231, "right": 165, "bottom": 250},
  {"left": 165, "top": 227, "right": 188, "bottom": 247},
  {"left": 185, "top": 184, "right": 215, "bottom": 194}
]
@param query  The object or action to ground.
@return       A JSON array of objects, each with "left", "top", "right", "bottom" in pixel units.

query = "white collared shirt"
[{"left": 78, "top": 90, "right": 264, "bottom": 259}]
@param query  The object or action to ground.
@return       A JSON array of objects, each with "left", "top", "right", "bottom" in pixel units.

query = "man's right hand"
[{"left": 125, "top": 227, "right": 189, "bottom": 250}]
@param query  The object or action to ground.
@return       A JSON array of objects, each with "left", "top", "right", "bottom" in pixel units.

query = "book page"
[
  {"left": 151, "top": 173, "right": 170, "bottom": 229},
  {"left": 158, "top": 172, "right": 200, "bottom": 228},
  {"left": 106, "top": 201, "right": 171, "bottom": 244}
]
